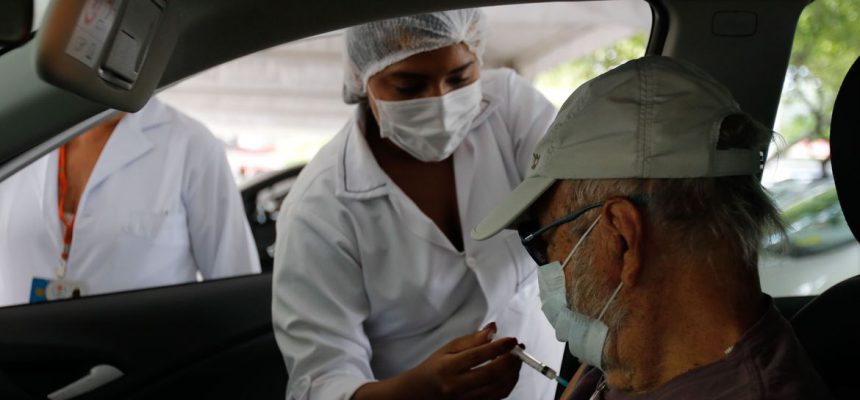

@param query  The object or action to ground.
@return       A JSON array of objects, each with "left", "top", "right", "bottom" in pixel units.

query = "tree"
[
  {"left": 536, "top": 0, "right": 858, "bottom": 171},
  {"left": 778, "top": 0, "right": 860, "bottom": 144},
  {"left": 534, "top": 33, "right": 647, "bottom": 105}
]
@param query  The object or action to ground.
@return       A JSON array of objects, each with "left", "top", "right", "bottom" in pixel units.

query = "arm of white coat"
[
  {"left": 272, "top": 202, "right": 374, "bottom": 400},
  {"left": 182, "top": 126, "right": 261, "bottom": 278},
  {"left": 504, "top": 70, "right": 558, "bottom": 179}
]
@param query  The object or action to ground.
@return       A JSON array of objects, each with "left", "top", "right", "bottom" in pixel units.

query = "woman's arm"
[{"left": 273, "top": 201, "right": 375, "bottom": 400}]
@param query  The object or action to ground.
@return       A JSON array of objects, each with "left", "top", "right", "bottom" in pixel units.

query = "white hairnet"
[{"left": 343, "top": 9, "right": 487, "bottom": 104}]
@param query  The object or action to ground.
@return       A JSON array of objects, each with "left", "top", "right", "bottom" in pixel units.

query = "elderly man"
[{"left": 472, "top": 56, "right": 832, "bottom": 399}]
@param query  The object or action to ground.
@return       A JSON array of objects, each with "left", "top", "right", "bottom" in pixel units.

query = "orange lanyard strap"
[{"left": 58, "top": 145, "right": 76, "bottom": 262}]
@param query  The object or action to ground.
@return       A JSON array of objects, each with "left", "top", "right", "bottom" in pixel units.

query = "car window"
[
  {"left": 0, "top": 1, "right": 652, "bottom": 308},
  {"left": 758, "top": 0, "right": 860, "bottom": 297},
  {"left": 159, "top": 1, "right": 651, "bottom": 272},
  {"left": 160, "top": 1, "right": 652, "bottom": 184},
  {"left": 534, "top": 32, "right": 647, "bottom": 107}
]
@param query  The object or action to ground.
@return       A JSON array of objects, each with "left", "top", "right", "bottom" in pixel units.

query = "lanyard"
[{"left": 57, "top": 145, "right": 76, "bottom": 278}]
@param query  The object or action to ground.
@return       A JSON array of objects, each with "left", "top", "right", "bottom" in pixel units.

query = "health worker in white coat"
[
  {"left": 272, "top": 10, "right": 564, "bottom": 400},
  {"left": 0, "top": 97, "right": 261, "bottom": 307}
]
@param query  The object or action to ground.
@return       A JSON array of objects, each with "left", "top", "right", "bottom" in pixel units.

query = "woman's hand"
[{"left": 352, "top": 323, "right": 523, "bottom": 400}]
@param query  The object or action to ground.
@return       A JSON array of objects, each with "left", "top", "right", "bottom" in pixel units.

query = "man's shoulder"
[
  {"left": 585, "top": 304, "right": 832, "bottom": 400},
  {"left": 161, "top": 103, "right": 219, "bottom": 147},
  {"left": 749, "top": 308, "right": 833, "bottom": 399},
  {"left": 127, "top": 98, "right": 220, "bottom": 151},
  {"left": 652, "top": 304, "right": 833, "bottom": 400}
]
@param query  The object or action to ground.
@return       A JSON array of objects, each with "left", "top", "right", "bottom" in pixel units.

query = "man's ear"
[{"left": 602, "top": 197, "right": 644, "bottom": 287}]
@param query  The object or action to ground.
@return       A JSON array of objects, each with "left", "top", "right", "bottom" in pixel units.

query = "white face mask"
[
  {"left": 537, "top": 215, "right": 624, "bottom": 371},
  {"left": 373, "top": 80, "right": 482, "bottom": 162}
]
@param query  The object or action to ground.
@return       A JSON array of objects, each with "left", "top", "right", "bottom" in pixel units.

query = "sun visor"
[{"left": 36, "top": 0, "right": 178, "bottom": 112}]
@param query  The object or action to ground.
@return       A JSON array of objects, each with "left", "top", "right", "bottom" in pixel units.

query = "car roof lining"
[{"left": 0, "top": 0, "right": 809, "bottom": 180}]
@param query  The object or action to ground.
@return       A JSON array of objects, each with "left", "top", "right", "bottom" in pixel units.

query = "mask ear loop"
[
  {"left": 561, "top": 215, "right": 602, "bottom": 269},
  {"left": 597, "top": 281, "right": 624, "bottom": 320}
]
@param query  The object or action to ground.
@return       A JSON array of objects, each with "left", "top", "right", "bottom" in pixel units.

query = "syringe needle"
[{"left": 510, "top": 344, "right": 568, "bottom": 387}]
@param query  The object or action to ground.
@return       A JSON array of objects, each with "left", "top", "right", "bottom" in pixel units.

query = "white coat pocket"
[{"left": 121, "top": 212, "right": 190, "bottom": 246}]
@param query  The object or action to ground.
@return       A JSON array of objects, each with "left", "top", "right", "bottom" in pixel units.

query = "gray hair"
[{"left": 566, "top": 114, "right": 784, "bottom": 269}]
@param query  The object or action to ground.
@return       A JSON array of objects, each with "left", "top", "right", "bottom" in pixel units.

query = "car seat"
[{"left": 790, "top": 55, "right": 860, "bottom": 400}]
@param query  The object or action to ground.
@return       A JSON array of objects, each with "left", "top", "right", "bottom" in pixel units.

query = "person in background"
[
  {"left": 272, "top": 9, "right": 563, "bottom": 400},
  {"left": 0, "top": 97, "right": 260, "bottom": 306},
  {"left": 472, "top": 56, "right": 832, "bottom": 400}
]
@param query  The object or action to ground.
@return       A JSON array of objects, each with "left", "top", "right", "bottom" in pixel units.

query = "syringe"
[{"left": 511, "top": 344, "right": 569, "bottom": 387}]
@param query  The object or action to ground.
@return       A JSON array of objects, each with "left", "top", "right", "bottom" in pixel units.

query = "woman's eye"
[
  {"left": 448, "top": 76, "right": 468, "bottom": 86},
  {"left": 394, "top": 86, "right": 423, "bottom": 96}
]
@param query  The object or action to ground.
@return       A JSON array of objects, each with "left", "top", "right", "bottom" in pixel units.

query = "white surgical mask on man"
[
  {"left": 537, "top": 215, "right": 624, "bottom": 371},
  {"left": 373, "top": 80, "right": 482, "bottom": 162}
]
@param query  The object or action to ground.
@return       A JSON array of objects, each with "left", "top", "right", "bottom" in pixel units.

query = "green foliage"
[
  {"left": 777, "top": 0, "right": 860, "bottom": 142},
  {"left": 534, "top": 33, "right": 647, "bottom": 99},
  {"left": 536, "top": 0, "right": 858, "bottom": 144}
]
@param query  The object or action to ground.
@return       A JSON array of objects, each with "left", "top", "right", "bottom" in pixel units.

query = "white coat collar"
[
  {"left": 336, "top": 91, "right": 500, "bottom": 201},
  {"left": 36, "top": 98, "right": 168, "bottom": 252},
  {"left": 37, "top": 153, "right": 62, "bottom": 252},
  {"left": 84, "top": 98, "right": 167, "bottom": 192},
  {"left": 336, "top": 109, "right": 390, "bottom": 199}
]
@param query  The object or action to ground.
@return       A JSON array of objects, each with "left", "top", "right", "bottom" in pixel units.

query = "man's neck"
[{"left": 607, "top": 258, "right": 765, "bottom": 394}]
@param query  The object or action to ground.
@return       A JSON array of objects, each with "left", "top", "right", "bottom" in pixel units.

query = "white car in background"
[{"left": 760, "top": 174, "right": 860, "bottom": 297}]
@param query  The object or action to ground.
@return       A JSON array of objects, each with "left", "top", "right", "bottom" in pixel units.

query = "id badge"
[{"left": 30, "top": 277, "right": 87, "bottom": 303}]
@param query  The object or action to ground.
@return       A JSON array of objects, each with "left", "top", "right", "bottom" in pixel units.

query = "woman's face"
[{"left": 366, "top": 43, "right": 480, "bottom": 115}]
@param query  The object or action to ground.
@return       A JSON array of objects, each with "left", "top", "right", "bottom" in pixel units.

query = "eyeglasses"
[
  {"left": 517, "top": 202, "right": 603, "bottom": 265},
  {"left": 517, "top": 195, "right": 649, "bottom": 265}
]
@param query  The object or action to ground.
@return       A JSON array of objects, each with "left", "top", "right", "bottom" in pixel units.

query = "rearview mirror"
[{"left": 0, "top": 0, "right": 33, "bottom": 46}]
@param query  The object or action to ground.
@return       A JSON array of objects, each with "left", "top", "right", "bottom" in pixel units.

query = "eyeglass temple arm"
[{"left": 522, "top": 203, "right": 603, "bottom": 243}]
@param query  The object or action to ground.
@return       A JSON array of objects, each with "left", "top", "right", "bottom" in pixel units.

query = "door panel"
[{"left": 0, "top": 274, "right": 286, "bottom": 399}]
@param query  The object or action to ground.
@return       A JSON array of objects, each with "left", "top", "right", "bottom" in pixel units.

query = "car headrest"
[
  {"left": 831, "top": 56, "right": 860, "bottom": 242},
  {"left": 791, "top": 274, "right": 860, "bottom": 400},
  {"left": 791, "top": 56, "right": 860, "bottom": 400}
]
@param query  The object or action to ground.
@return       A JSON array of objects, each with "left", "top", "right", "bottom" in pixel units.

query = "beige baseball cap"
[{"left": 472, "top": 56, "right": 765, "bottom": 241}]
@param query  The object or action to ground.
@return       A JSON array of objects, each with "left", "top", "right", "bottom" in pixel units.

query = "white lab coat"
[
  {"left": 0, "top": 98, "right": 260, "bottom": 306},
  {"left": 273, "top": 69, "right": 564, "bottom": 400}
]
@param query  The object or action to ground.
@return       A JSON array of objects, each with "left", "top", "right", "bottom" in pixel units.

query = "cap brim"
[{"left": 471, "top": 175, "right": 556, "bottom": 241}]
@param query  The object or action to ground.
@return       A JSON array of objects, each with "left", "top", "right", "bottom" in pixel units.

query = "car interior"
[
  {"left": 0, "top": 0, "right": 856, "bottom": 399},
  {"left": 239, "top": 165, "right": 303, "bottom": 273},
  {"left": 790, "top": 54, "right": 860, "bottom": 400}
]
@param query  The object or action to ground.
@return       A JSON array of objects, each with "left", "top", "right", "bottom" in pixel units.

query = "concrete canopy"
[{"left": 158, "top": 1, "right": 651, "bottom": 173}]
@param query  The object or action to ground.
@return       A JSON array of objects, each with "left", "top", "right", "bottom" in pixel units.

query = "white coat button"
[{"left": 465, "top": 257, "right": 478, "bottom": 268}]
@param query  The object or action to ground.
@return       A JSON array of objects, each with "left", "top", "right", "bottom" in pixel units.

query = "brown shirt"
[{"left": 568, "top": 297, "right": 832, "bottom": 400}]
